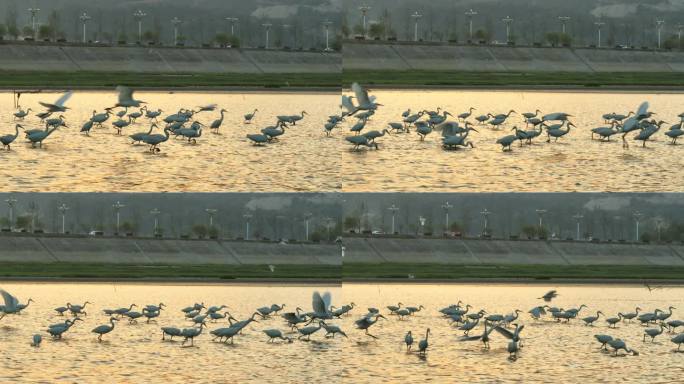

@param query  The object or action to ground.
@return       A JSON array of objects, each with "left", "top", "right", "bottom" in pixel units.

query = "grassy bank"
[
  {"left": 343, "top": 70, "right": 684, "bottom": 88},
  {"left": 343, "top": 263, "right": 684, "bottom": 280},
  {"left": 0, "top": 262, "right": 340, "bottom": 280},
  {"left": 0, "top": 70, "right": 340, "bottom": 88}
]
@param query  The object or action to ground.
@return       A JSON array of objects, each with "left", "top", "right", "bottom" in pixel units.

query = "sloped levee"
[
  {"left": 0, "top": 43, "right": 340, "bottom": 74},
  {"left": 0, "top": 234, "right": 340, "bottom": 265},
  {"left": 343, "top": 237, "right": 684, "bottom": 266},
  {"left": 343, "top": 41, "right": 684, "bottom": 73}
]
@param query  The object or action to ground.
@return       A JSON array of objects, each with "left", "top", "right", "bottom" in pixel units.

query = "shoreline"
[
  {"left": 344, "top": 84, "right": 684, "bottom": 93},
  {"left": 0, "top": 276, "right": 681, "bottom": 285},
  {"left": 1, "top": 85, "right": 338, "bottom": 93}
]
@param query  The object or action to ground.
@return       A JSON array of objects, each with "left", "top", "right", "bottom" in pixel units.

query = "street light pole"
[
  {"left": 243, "top": 213, "right": 253, "bottom": 240},
  {"left": 387, "top": 204, "right": 399, "bottom": 234},
  {"left": 226, "top": 17, "right": 238, "bottom": 36},
  {"left": 442, "top": 202, "right": 453, "bottom": 232},
  {"left": 133, "top": 10, "right": 147, "bottom": 42},
  {"left": 502, "top": 16, "right": 513, "bottom": 43},
  {"left": 656, "top": 20, "right": 665, "bottom": 49},
  {"left": 678, "top": 24, "right": 684, "bottom": 49},
  {"left": 58, "top": 203, "right": 69, "bottom": 234},
  {"left": 633, "top": 211, "right": 643, "bottom": 242},
  {"left": 322, "top": 20, "right": 333, "bottom": 51},
  {"left": 411, "top": 12, "right": 422, "bottom": 42},
  {"left": 5, "top": 196, "right": 17, "bottom": 231},
  {"left": 465, "top": 9, "right": 478, "bottom": 40},
  {"left": 205, "top": 208, "right": 217, "bottom": 227},
  {"left": 112, "top": 201, "right": 125, "bottom": 235},
  {"left": 304, "top": 213, "right": 312, "bottom": 241},
  {"left": 536, "top": 209, "right": 547, "bottom": 230},
  {"left": 28, "top": 8, "right": 40, "bottom": 39},
  {"left": 655, "top": 219, "right": 663, "bottom": 242},
  {"left": 262, "top": 23, "right": 272, "bottom": 49},
  {"left": 419, "top": 216, "right": 426, "bottom": 236},
  {"left": 325, "top": 217, "right": 334, "bottom": 241},
  {"left": 595, "top": 21, "right": 605, "bottom": 48},
  {"left": 359, "top": 6, "right": 371, "bottom": 37},
  {"left": 150, "top": 208, "right": 160, "bottom": 236},
  {"left": 79, "top": 12, "right": 91, "bottom": 43},
  {"left": 171, "top": 17, "right": 182, "bottom": 46},
  {"left": 480, "top": 208, "right": 491, "bottom": 236},
  {"left": 572, "top": 213, "right": 584, "bottom": 240},
  {"left": 558, "top": 16, "right": 571, "bottom": 34}
]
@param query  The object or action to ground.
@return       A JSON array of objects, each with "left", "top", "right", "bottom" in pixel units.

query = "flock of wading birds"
[
  {"left": 2, "top": 84, "right": 684, "bottom": 154},
  {"left": 2, "top": 288, "right": 683, "bottom": 361}
]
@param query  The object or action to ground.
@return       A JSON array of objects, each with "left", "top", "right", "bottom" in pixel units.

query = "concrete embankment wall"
[
  {"left": 343, "top": 42, "right": 684, "bottom": 73},
  {"left": 0, "top": 235, "right": 340, "bottom": 265},
  {"left": 0, "top": 43, "right": 341, "bottom": 74},
  {"left": 343, "top": 238, "right": 684, "bottom": 266}
]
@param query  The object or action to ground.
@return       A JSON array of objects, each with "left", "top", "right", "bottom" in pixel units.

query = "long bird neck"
[
  {"left": 13, "top": 125, "right": 19, "bottom": 138},
  {"left": 425, "top": 330, "right": 429, "bottom": 341},
  {"left": 45, "top": 128, "right": 58, "bottom": 137}
]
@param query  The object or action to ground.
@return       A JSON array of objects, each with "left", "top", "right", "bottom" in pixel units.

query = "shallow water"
[
  {"left": 340, "top": 283, "right": 684, "bottom": 383},
  {"left": 0, "top": 91, "right": 339, "bottom": 192},
  {"left": 0, "top": 282, "right": 342, "bottom": 383},
  {"left": 340, "top": 90, "right": 684, "bottom": 192}
]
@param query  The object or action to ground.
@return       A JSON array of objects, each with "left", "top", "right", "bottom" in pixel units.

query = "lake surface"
[
  {"left": 2, "top": 282, "right": 682, "bottom": 383},
  {"left": 340, "top": 90, "right": 684, "bottom": 192},
  {"left": 340, "top": 283, "right": 684, "bottom": 383},
  {"left": 0, "top": 282, "right": 342, "bottom": 383},
  {"left": 0, "top": 91, "right": 340, "bottom": 192}
]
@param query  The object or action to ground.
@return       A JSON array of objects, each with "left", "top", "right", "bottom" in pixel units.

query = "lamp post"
[
  {"left": 226, "top": 17, "right": 238, "bottom": 36},
  {"left": 150, "top": 208, "right": 160, "bottom": 236},
  {"left": 633, "top": 211, "right": 643, "bottom": 242},
  {"left": 79, "top": 12, "right": 91, "bottom": 43},
  {"left": 28, "top": 8, "right": 40, "bottom": 39},
  {"left": 558, "top": 16, "right": 571, "bottom": 34},
  {"left": 243, "top": 213, "right": 252, "bottom": 240},
  {"left": 419, "top": 216, "right": 426, "bottom": 236},
  {"left": 171, "top": 17, "right": 182, "bottom": 46},
  {"left": 595, "top": 21, "right": 605, "bottom": 48},
  {"left": 262, "top": 23, "right": 272, "bottom": 49},
  {"left": 678, "top": 24, "right": 683, "bottom": 49},
  {"left": 112, "top": 201, "right": 125, "bottom": 235},
  {"left": 480, "top": 208, "right": 491, "bottom": 236},
  {"left": 411, "top": 12, "right": 422, "bottom": 42},
  {"left": 205, "top": 208, "right": 217, "bottom": 227},
  {"left": 502, "top": 16, "right": 513, "bottom": 43},
  {"left": 281, "top": 24, "right": 291, "bottom": 48},
  {"left": 387, "top": 204, "right": 399, "bottom": 234},
  {"left": 58, "top": 203, "right": 69, "bottom": 234},
  {"left": 656, "top": 20, "right": 665, "bottom": 49},
  {"left": 359, "top": 5, "right": 371, "bottom": 37},
  {"left": 322, "top": 20, "right": 333, "bottom": 51},
  {"left": 536, "top": 209, "right": 547, "bottom": 230},
  {"left": 655, "top": 219, "right": 663, "bottom": 242},
  {"left": 572, "top": 213, "right": 584, "bottom": 240},
  {"left": 325, "top": 217, "right": 334, "bottom": 241},
  {"left": 442, "top": 201, "right": 453, "bottom": 232},
  {"left": 5, "top": 196, "right": 17, "bottom": 231},
  {"left": 133, "top": 9, "right": 147, "bottom": 42},
  {"left": 304, "top": 213, "right": 312, "bottom": 241},
  {"left": 465, "top": 9, "right": 478, "bottom": 40}
]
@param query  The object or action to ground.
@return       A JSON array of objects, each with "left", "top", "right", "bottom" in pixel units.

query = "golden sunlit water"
[
  {"left": 0, "top": 91, "right": 339, "bottom": 192},
  {"left": 340, "top": 90, "right": 684, "bottom": 192},
  {"left": 341, "top": 283, "right": 684, "bottom": 383},
  {"left": 0, "top": 282, "right": 341, "bottom": 383}
]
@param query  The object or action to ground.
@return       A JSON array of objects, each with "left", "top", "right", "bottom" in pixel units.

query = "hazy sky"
[
  {"left": 342, "top": 0, "right": 684, "bottom": 45},
  {"left": 2, "top": 0, "right": 342, "bottom": 47}
]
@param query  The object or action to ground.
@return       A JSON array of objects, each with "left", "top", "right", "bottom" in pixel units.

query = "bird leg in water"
[{"left": 365, "top": 329, "right": 378, "bottom": 339}]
